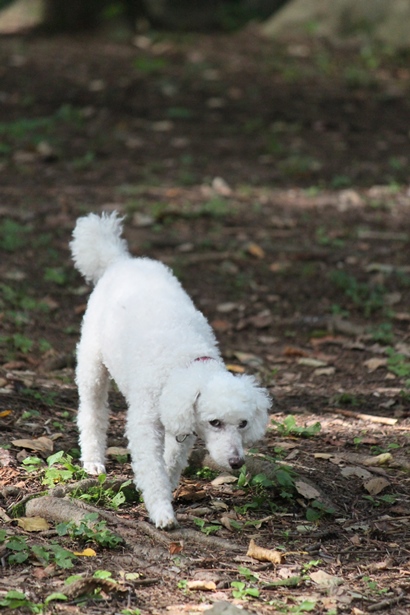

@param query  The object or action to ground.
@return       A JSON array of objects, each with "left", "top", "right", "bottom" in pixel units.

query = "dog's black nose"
[{"left": 229, "top": 456, "right": 245, "bottom": 470}]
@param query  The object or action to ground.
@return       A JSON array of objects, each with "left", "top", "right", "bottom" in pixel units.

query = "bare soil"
[{"left": 0, "top": 25, "right": 410, "bottom": 614}]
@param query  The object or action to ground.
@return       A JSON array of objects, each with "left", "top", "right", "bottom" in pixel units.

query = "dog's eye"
[
  {"left": 209, "top": 419, "right": 222, "bottom": 428},
  {"left": 239, "top": 420, "right": 248, "bottom": 429}
]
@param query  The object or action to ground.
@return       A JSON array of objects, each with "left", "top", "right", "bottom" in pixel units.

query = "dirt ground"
[{"left": 0, "top": 23, "right": 410, "bottom": 615}]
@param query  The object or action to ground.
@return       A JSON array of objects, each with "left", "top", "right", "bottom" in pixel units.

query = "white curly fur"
[{"left": 70, "top": 212, "right": 271, "bottom": 529}]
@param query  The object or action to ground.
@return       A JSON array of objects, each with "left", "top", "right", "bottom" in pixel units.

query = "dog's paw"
[
  {"left": 151, "top": 505, "right": 178, "bottom": 530},
  {"left": 83, "top": 461, "right": 106, "bottom": 475},
  {"left": 156, "top": 516, "right": 179, "bottom": 531}
]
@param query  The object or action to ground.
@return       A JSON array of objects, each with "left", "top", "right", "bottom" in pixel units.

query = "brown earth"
[{"left": 0, "top": 24, "right": 410, "bottom": 615}]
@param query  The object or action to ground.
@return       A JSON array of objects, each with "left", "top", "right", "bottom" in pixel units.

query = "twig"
[
  {"left": 367, "top": 592, "right": 406, "bottom": 612},
  {"left": 0, "top": 507, "right": 11, "bottom": 523},
  {"left": 324, "top": 407, "right": 397, "bottom": 426}
]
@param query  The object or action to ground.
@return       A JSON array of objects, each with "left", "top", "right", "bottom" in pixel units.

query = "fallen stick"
[{"left": 324, "top": 407, "right": 398, "bottom": 426}]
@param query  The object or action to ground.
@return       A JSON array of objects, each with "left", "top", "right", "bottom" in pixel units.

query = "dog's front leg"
[
  {"left": 164, "top": 432, "right": 196, "bottom": 491},
  {"left": 126, "top": 415, "right": 177, "bottom": 530}
]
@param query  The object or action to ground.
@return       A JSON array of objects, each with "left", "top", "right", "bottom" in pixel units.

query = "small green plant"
[
  {"left": 238, "top": 566, "right": 259, "bottom": 583},
  {"left": 0, "top": 590, "right": 41, "bottom": 613},
  {"left": 1, "top": 332, "right": 34, "bottom": 354},
  {"left": 362, "top": 576, "right": 389, "bottom": 595},
  {"left": 231, "top": 580, "right": 260, "bottom": 600},
  {"left": 333, "top": 392, "right": 360, "bottom": 406},
  {"left": 56, "top": 513, "right": 123, "bottom": 548},
  {"left": 363, "top": 494, "right": 397, "bottom": 507},
  {"left": 305, "top": 500, "right": 335, "bottom": 522},
  {"left": 75, "top": 474, "right": 134, "bottom": 510},
  {"left": 315, "top": 226, "right": 344, "bottom": 248},
  {"left": 368, "top": 322, "right": 394, "bottom": 344},
  {"left": 193, "top": 518, "right": 222, "bottom": 536},
  {"left": 43, "top": 266, "right": 68, "bottom": 285},
  {"left": 0, "top": 531, "right": 77, "bottom": 569},
  {"left": 22, "top": 455, "right": 44, "bottom": 473},
  {"left": 194, "top": 466, "right": 219, "bottom": 480},
  {"left": 42, "top": 451, "right": 86, "bottom": 487},
  {"left": 0, "top": 219, "right": 31, "bottom": 251},
  {"left": 272, "top": 415, "right": 321, "bottom": 438},
  {"left": 386, "top": 348, "right": 410, "bottom": 386},
  {"left": 133, "top": 56, "right": 168, "bottom": 73},
  {"left": 21, "top": 387, "right": 57, "bottom": 407},
  {"left": 330, "top": 270, "right": 386, "bottom": 317}
]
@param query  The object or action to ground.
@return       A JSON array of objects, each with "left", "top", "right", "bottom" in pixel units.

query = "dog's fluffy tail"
[{"left": 70, "top": 212, "right": 129, "bottom": 284}]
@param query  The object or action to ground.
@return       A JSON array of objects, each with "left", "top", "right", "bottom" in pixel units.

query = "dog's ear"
[
  {"left": 241, "top": 376, "right": 271, "bottom": 445},
  {"left": 159, "top": 368, "right": 199, "bottom": 438}
]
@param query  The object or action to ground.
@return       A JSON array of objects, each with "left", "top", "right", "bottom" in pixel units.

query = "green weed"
[
  {"left": 271, "top": 415, "right": 321, "bottom": 438},
  {"left": 75, "top": 474, "right": 134, "bottom": 509},
  {"left": 333, "top": 392, "right": 360, "bottom": 406},
  {"left": 315, "top": 226, "right": 345, "bottom": 248},
  {"left": 0, "top": 530, "right": 76, "bottom": 570},
  {"left": 386, "top": 348, "right": 410, "bottom": 385},
  {"left": 0, "top": 590, "right": 42, "bottom": 613},
  {"left": 305, "top": 500, "right": 336, "bottom": 522},
  {"left": 363, "top": 494, "right": 397, "bottom": 507},
  {"left": 42, "top": 451, "right": 86, "bottom": 487},
  {"left": 368, "top": 322, "right": 394, "bottom": 344},
  {"left": 0, "top": 104, "right": 83, "bottom": 155},
  {"left": 236, "top": 462, "right": 295, "bottom": 503},
  {"left": 193, "top": 518, "right": 222, "bottom": 535},
  {"left": 71, "top": 151, "right": 95, "bottom": 170},
  {"left": 231, "top": 580, "right": 260, "bottom": 600},
  {"left": 43, "top": 266, "right": 68, "bottom": 285},
  {"left": 133, "top": 56, "right": 168, "bottom": 74},
  {"left": 330, "top": 270, "right": 386, "bottom": 317},
  {"left": 0, "top": 219, "right": 31, "bottom": 251},
  {"left": 56, "top": 512, "right": 123, "bottom": 548},
  {"left": 21, "top": 387, "right": 57, "bottom": 407},
  {"left": 192, "top": 466, "right": 219, "bottom": 480}
]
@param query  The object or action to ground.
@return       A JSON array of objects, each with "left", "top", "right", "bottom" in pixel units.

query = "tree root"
[{"left": 25, "top": 494, "right": 244, "bottom": 553}]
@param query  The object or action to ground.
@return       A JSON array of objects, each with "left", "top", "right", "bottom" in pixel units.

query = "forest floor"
[{"left": 0, "top": 21, "right": 410, "bottom": 615}]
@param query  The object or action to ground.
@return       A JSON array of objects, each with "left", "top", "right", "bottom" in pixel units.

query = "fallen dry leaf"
[
  {"left": 246, "top": 242, "right": 265, "bottom": 259},
  {"left": 211, "top": 473, "right": 238, "bottom": 486},
  {"left": 295, "top": 479, "right": 321, "bottom": 500},
  {"left": 363, "top": 452, "right": 392, "bottom": 467},
  {"left": 226, "top": 364, "right": 246, "bottom": 373},
  {"left": 310, "top": 569, "right": 342, "bottom": 588},
  {"left": 283, "top": 346, "right": 310, "bottom": 358},
  {"left": 12, "top": 436, "right": 54, "bottom": 455},
  {"left": 17, "top": 516, "right": 50, "bottom": 532},
  {"left": 340, "top": 466, "right": 372, "bottom": 480},
  {"left": 364, "top": 477, "right": 390, "bottom": 495},
  {"left": 363, "top": 357, "right": 387, "bottom": 372},
  {"left": 73, "top": 548, "right": 97, "bottom": 557},
  {"left": 106, "top": 446, "right": 129, "bottom": 458},
  {"left": 186, "top": 580, "right": 217, "bottom": 591},
  {"left": 246, "top": 538, "right": 281, "bottom": 564},
  {"left": 169, "top": 542, "right": 183, "bottom": 555}
]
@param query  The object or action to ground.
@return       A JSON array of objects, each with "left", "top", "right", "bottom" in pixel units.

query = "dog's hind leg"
[
  {"left": 164, "top": 433, "right": 196, "bottom": 491},
  {"left": 76, "top": 346, "right": 110, "bottom": 476}
]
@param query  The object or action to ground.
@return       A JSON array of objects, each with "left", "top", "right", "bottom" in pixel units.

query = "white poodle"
[{"left": 70, "top": 212, "right": 271, "bottom": 529}]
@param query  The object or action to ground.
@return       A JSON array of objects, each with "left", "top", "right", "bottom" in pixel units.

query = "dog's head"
[{"left": 159, "top": 364, "right": 271, "bottom": 470}]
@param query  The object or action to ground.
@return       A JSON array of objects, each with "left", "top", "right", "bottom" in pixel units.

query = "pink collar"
[{"left": 194, "top": 356, "right": 215, "bottom": 363}]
